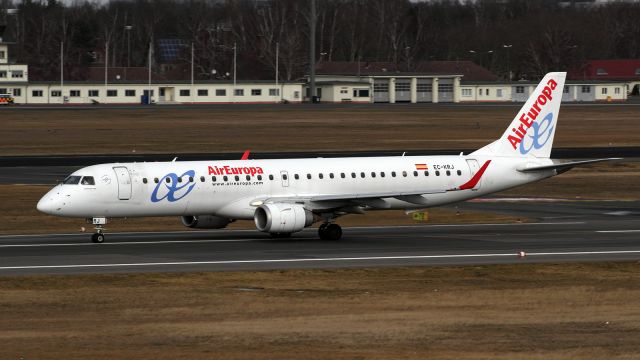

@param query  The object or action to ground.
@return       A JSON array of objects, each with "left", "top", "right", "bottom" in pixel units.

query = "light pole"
[
  {"left": 404, "top": 46, "right": 411, "bottom": 71},
  {"left": 233, "top": 42, "right": 236, "bottom": 103},
  {"left": 503, "top": 44, "right": 512, "bottom": 80}
]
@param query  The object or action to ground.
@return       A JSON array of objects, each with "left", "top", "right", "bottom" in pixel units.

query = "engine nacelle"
[
  {"left": 254, "top": 203, "right": 314, "bottom": 234},
  {"left": 181, "top": 215, "right": 232, "bottom": 229}
]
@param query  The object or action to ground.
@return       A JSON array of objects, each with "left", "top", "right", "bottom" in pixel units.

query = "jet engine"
[
  {"left": 181, "top": 215, "right": 233, "bottom": 229},
  {"left": 254, "top": 203, "right": 314, "bottom": 233}
]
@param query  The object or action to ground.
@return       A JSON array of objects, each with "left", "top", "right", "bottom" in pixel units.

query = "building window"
[
  {"left": 235, "top": 89, "right": 244, "bottom": 96},
  {"left": 0, "top": 51, "right": 5, "bottom": 59},
  {"left": 125, "top": 90, "right": 136, "bottom": 97},
  {"left": 340, "top": 89, "right": 348, "bottom": 94},
  {"left": 478, "top": 88, "right": 482, "bottom": 96},
  {"left": 69, "top": 90, "right": 80, "bottom": 97},
  {"left": 353, "top": 89, "right": 369, "bottom": 97},
  {"left": 0, "top": 88, "right": 6, "bottom": 94},
  {"left": 461, "top": 88, "right": 472, "bottom": 96},
  {"left": 601, "top": 88, "right": 608, "bottom": 95},
  {"left": 198, "top": 89, "right": 208, "bottom": 96},
  {"left": 215, "top": 89, "right": 226, "bottom": 96},
  {"left": 485, "top": 88, "right": 490, "bottom": 96},
  {"left": 596, "top": 68, "right": 608, "bottom": 75},
  {"left": 581, "top": 86, "right": 591, "bottom": 93},
  {"left": 0, "top": 71, "right": 6, "bottom": 78},
  {"left": 269, "top": 88, "right": 279, "bottom": 96},
  {"left": 636, "top": 68, "right": 640, "bottom": 76},
  {"left": 251, "top": 89, "right": 262, "bottom": 96},
  {"left": 12, "top": 71, "right": 23, "bottom": 78},
  {"left": 13, "top": 88, "right": 21, "bottom": 97},
  {"left": 615, "top": 87, "right": 621, "bottom": 94},
  {"left": 497, "top": 89, "right": 503, "bottom": 97},
  {"left": 89, "top": 90, "right": 99, "bottom": 97},
  {"left": 564, "top": 86, "right": 570, "bottom": 93},
  {"left": 107, "top": 90, "right": 117, "bottom": 97},
  {"left": 515, "top": 86, "right": 524, "bottom": 94},
  {"left": 440, "top": 84, "right": 453, "bottom": 93},
  {"left": 417, "top": 83, "right": 432, "bottom": 92},
  {"left": 179, "top": 89, "right": 190, "bottom": 96},
  {"left": 51, "top": 90, "right": 61, "bottom": 97},
  {"left": 294, "top": 91, "right": 300, "bottom": 99},
  {"left": 32, "top": 90, "right": 43, "bottom": 97}
]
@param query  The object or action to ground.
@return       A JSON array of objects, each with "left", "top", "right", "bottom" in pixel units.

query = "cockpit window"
[
  {"left": 63, "top": 175, "right": 81, "bottom": 185},
  {"left": 81, "top": 176, "right": 95, "bottom": 185}
]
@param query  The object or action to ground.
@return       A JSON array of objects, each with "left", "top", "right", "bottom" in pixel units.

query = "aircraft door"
[
  {"left": 280, "top": 170, "right": 289, "bottom": 187},
  {"left": 465, "top": 159, "right": 482, "bottom": 190},
  {"left": 113, "top": 166, "right": 132, "bottom": 200}
]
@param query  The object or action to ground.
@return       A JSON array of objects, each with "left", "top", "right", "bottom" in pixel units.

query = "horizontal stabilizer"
[{"left": 517, "top": 158, "right": 621, "bottom": 173}]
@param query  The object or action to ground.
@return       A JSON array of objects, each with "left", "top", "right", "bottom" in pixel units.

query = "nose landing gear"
[{"left": 89, "top": 217, "right": 107, "bottom": 243}]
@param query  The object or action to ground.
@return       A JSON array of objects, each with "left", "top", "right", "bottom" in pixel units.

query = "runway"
[{"left": 1, "top": 201, "right": 638, "bottom": 275}]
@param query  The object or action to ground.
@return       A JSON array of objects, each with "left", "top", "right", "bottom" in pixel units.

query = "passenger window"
[
  {"left": 63, "top": 175, "right": 81, "bottom": 185},
  {"left": 212, "top": 176, "right": 217, "bottom": 182},
  {"left": 166, "top": 177, "right": 171, "bottom": 183},
  {"left": 351, "top": 173, "right": 356, "bottom": 178},
  {"left": 223, "top": 176, "right": 228, "bottom": 181},
  {"left": 154, "top": 178, "right": 159, "bottom": 184},
  {"left": 381, "top": 172, "right": 385, "bottom": 177},
  {"left": 178, "top": 177, "right": 182, "bottom": 183},
  {"left": 341, "top": 173, "right": 346, "bottom": 178},
  {"left": 283, "top": 174, "right": 288, "bottom": 180},
  {"left": 392, "top": 171, "right": 396, "bottom": 177},
  {"left": 413, "top": 171, "right": 418, "bottom": 177},
  {"left": 294, "top": 174, "right": 299, "bottom": 180},
  {"left": 200, "top": 176, "right": 205, "bottom": 182},
  {"left": 234, "top": 175, "right": 239, "bottom": 181},
  {"left": 330, "top": 173, "right": 334, "bottom": 179},
  {"left": 189, "top": 176, "right": 194, "bottom": 182},
  {"left": 257, "top": 175, "right": 263, "bottom": 181},
  {"left": 371, "top": 172, "right": 376, "bottom": 178},
  {"left": 81, "top": 176, "right": 95, "bottom": 185},
  {"left": 319, "top": 173, "right": 324, "bottom": 179},
  {"left": 402, "top": 171, "right": 407, "bottom": 177},
  {"left": 435, "top": 171, "right": 440, "bottom": 176},
  {"left": 446, "top": 170, "right": 451, "bottom": 176},
  {"left": 269, "top": 175, "right": 274, "bottom": 180},
  {"left": 246, "top": 175, "right": 250, "bottom": 181},
  {"left": 424, "top": 171, "right": 429, "bottom": 176},
  {"left": 307, "top": 174, "right": 311, "bottom": 179},
  {"left": 457, "top": 170, "right": 462, "bottom": 176},
  {"left": 143, "top": 178, "right": 148, "bottom": 184},
  {"left": 360, "top": 172, "right": 365, "bottom": 178}
]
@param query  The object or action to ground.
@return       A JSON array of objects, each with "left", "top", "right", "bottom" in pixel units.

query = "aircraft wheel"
[
  {"left": 320, "top": 224, "right": 342, "bottom": 241},
  {"left": 91, "top": 233, "right": 105, "bottom": 243}
]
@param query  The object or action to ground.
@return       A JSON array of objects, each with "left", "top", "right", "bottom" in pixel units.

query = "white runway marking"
[
  {"left": 596, "top": 230, "right": 640, "bottom": 233},
  {"left": 1, "top": 250, "right": 639, "bottom": 271}
]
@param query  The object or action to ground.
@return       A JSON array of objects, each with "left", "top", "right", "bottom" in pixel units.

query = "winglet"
[
  {"left": 240, "top": 150, "right": 251, "bottom": 160},
  {"left": 458, "top": 160, "right": 491, "bottom": 190}
]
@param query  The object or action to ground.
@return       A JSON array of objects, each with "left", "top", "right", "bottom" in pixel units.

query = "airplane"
[{"left": 37, "top": 72, "right": 617, "bottom": 243}]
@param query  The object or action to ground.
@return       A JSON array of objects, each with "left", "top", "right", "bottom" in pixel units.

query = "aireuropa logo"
[
  {"left": 151, "top": 170, "right": 196, "bottom": 203},
  {"left": 507, "top": 78, "right": 558, "bottom": 152},
  {"left": 519, "top": 112, "right": 554, "bottom": 155}
]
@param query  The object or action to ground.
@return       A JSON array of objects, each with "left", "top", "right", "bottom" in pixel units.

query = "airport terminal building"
[{"left": 0, "top": 42, "right": 629, "bottom": 105}]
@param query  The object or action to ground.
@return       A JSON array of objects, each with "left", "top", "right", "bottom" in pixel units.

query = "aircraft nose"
[{"left": 37, "top": 189, "right": 64, "bottom": 215}]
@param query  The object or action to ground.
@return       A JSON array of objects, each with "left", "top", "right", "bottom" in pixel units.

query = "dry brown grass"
[
  {"left": 1, "top": 105, "right": 638, "bottom": 156},
  {"left": 1, "top": 263, "right": 639, "bottom": 359}
]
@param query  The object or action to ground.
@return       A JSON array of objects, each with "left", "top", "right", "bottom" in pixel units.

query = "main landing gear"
[
  {"left": 90, "top": 217, "right": 107, "bottom": 243},
  {"left": 318, "top": 223, "right": 342, "bottom": 241}
]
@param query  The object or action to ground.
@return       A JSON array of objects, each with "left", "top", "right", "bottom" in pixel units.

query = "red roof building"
[{"left": 569, "top": 60, "right": 640, "bottom": 81}]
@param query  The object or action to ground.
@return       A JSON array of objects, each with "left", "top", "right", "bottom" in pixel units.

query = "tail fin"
[{"left": 472, "top": 72, "right": 566, "bottom": 158}]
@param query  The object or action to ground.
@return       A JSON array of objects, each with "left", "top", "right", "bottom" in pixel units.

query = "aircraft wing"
[{"left": 516, "top": 158, "right": 621, "bottom": 173}]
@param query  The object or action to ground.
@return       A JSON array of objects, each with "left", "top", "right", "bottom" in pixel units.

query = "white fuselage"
[{"left": 37, "top": 155, "right": 554, "bottom": 219}]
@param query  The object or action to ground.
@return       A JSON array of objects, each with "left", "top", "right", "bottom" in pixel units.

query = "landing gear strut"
[
  {"left": 90, "top": 217, "right": 107, "bottom": 243},
  {"left": 318, "top": 223, "right": 342, "bottom": 241}
]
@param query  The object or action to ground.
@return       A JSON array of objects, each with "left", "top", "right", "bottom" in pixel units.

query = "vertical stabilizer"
[{"left": 472, "top": 72, "right": 566, "bottom": 158}]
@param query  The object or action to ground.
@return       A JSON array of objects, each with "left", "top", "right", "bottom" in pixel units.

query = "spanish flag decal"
[{"left": 415, "top": 164, "right": 428, "bottom": 170}]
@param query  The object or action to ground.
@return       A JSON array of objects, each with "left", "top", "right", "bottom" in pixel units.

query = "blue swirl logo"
[
  {"left": 151, "top": 170, "right": 196, "bottom": 203},
  {"left": 519, "top": 113, "right": 555, "bottom": 155}
]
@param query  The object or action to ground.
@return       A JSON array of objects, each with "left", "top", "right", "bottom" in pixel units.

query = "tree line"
[{"left": 1, "top": 0, "right": 639, "bottom": 81}]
